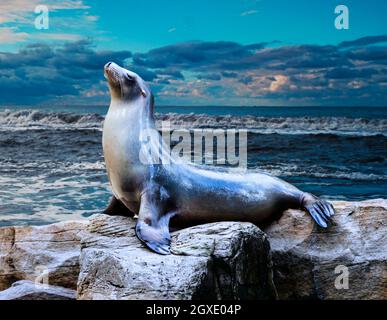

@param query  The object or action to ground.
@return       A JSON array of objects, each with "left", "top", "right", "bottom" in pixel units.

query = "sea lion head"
[{"left": 104, "top": 62, "right": 151, "bottom": 104}]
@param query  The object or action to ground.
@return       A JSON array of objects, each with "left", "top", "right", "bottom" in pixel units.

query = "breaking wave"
[
  {"left": 254, "top": 164, "right": 387, "bottom": 181},
  {"left": 0, "top": 109, "right": 104, "bottom": 130},
  {"left": 157, "top": 113, "right": 387, "bottom": 137},
  {"left": 0, "top": 109, "right": 386, "bottom": 136}
]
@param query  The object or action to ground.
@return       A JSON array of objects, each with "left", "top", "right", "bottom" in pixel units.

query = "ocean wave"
[
  {"left": 0, "top": 109, "right": 104, "bottom": 130},
  {"left": 0, "top": 109, "right": 386, "bottom": 136},
  {"left": 0, "top": 160, "right": 106, "bottom": 173},
  {"left": 157, "top": 113, "right": 387, "bottom": 137},
  {"left": 256, "top": 165, "right": 387, "bottom": 181},
  {"left": 1, "top": 158, "right": 384, "bottom": 182}
]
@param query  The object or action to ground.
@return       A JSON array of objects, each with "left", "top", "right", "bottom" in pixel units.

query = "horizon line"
[{"left": 1, "top": 105, "right": 387, "bottom": 109}]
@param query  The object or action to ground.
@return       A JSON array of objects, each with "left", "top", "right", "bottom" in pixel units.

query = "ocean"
[{"left": 0, "top": 106, "right": 386, "bottom": 227}]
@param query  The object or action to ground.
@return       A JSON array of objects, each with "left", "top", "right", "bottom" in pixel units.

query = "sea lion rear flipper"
[
  {"left": 302, "top": 193, "right": 335, "bottom": 228},
  {"left": 103, "top": 196, "right": 135, "bottom": 217},
  {"left": 135, "top": 191, "right": 171, "bottom": 255}
]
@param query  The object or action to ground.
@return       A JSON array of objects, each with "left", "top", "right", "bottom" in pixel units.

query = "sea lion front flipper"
[
  {"left": 135, "top": 219, "right": 171, "bottom": 255},
  {"left": 103, "top": 196, "right": 135, "bottom": 217},
  {"left": 135, "top": 191, "right": 171, "bottom": 255}
]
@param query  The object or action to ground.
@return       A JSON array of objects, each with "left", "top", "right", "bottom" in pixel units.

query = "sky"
[{"left": 0, "top": 0, "right": 386, "bottom": 106}]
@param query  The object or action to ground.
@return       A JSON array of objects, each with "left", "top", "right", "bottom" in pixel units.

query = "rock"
[
  {"left": 0, "top": 220, "right": 88, "bottom": 291},
  {"left": 0, "top": 280, "right": 76, "bottom": 300},
  {"left": 77, "top": 215, "right": 275, "bottom": 300},
  {"left": 0, "top": 200, "right": 385, "bottom": 300},
  {"left": 264, "top": 199, "right": 387, "bottom": 300}
]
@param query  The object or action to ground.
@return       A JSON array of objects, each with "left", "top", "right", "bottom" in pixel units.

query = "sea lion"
[{"left": 102, "top": 62, "right": 335, "bottom": 255}]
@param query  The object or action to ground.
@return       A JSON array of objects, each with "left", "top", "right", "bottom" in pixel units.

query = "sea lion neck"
[{"left": 106, "top": 98, "right": 156, "bottom": 142}]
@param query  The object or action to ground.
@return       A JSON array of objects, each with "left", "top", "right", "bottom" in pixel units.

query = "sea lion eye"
[{"left": 126, "top": 74, "right": 135, "bottom": 81}]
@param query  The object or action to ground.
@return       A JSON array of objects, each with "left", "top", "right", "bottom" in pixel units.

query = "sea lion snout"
[
  {"left": 104, "top": 62, "right": 121, "bottom": 83},
  {"left": 104, "top": 62, "right": 150, "bottom": 102},
  {"left": 104, "top": 61, "right": 118, "bottom": 71}
]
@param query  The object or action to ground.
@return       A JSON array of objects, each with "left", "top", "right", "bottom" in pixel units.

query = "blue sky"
[
  {"left": 0, "top": 0, "right": 386, "bottom": 106},
  {"left": 93, "top": 0, "right": 387, "bottom": 52}
]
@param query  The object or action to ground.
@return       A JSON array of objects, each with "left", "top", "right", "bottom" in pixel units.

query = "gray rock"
[
  {"left": 77, "top": 215, "right": 275, "bottom": 300},
  {"left": 0, "top": 220, "right": 88, "bottom": 291},
  {"left": 0, "top": 280, "right": 76, "bottom": 300},
  {"left": 0, "top": 200, "right": 385, "bottom": 300},
  {"left": 264, "top": 199, "right": 387, "bottom": 300}
]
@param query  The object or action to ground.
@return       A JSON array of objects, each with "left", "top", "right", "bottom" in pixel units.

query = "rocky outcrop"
[
  {"left": 0, "top": 280, "right": 76, "bottom": 300},
  {"left": 0, "top": 221, "right": 87, "bottom": 291},
  {"left": 77, "top": 216, "right": 275, "bottom": 300},
  {"left": 0, "top": 216, "right": 274, "bottom": 300},
  {"left": 0, "top": 200, "right": 385, "bottom": 300},
  {"left": 264, "top": 199, "right": 387, "bottom": 300}
]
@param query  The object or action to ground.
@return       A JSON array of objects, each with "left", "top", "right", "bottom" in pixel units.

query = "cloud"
[
  {"left": 0, "top": 40, "right": 131, "bottom": 104},
  {"left": 0, "top": 35, "right": 387, "bottom": 106},
  {"left": 0, "top": 27, "right": 29, "bottom": 43},
  {"left": 221, "top": 71, "right": 238, "bottom": 78},
  {"left": 130, "top": 36, "right": 387, "bottom": 106},
  {"left": 197, "top": 73, "right": 221, "bottom": 81},
  {"left": 325, "top": 67, "right": 379, "bottom": 79},
  {"left": 269, "top": 75, "right": 288, "bottom": 92},
  {"left": 0, "top": 0, "right": 90, "bottom": 24},
  {"left": 85, "top": 15, "right": 99, "bottom": 22},
  {"left": 339, "top": 35, "right": 387, "bottom": 48},
  {"left": 241, "top": 10, "right": 258, "bottom": 17},
  {"left": 133, "top": 41, "right": 268, "bottom": 70},
  {"left": 0, "top": 0, "right": 97, "bottom": 44},
  {"left": 32, "top": 33, "right": 84, "bottom": 41},
  {"left": 128, "top": 66, "right": 157, "bottom": 81},
  {"left": 346, "top": 46, "right": 387, "bottom": 62}
]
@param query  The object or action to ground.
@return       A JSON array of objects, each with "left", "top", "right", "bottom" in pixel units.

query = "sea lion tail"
[{"left": 301, "top": 193, "right": 335, "bottom": 228}]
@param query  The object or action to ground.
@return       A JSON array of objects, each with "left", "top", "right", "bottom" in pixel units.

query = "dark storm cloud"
[
  {"left": 0, "top": 40, "right": 131, "bottom": 104},
  {"left": 156, "top": 68, "right": 184, "bottom": 80},
  {"left": 221, "top": 71, "right": 238, "bottom": 78},
  {"left": 197, "top": 73, "right": 221, "bottom": 80},
  {"left": 133, "top": 42, "right": 334, "bottom": 71},
  {"left": 346, "top": 46, "right": 387, "bottom": 62},
  {"left": 325, "top": 67, "right": 379, "bottom": 79},
  {"left": 132, "top": 41, "right": 268, "bottom": 70},
  {"left": 239, "top": 75, "right": 253, "bottom": 85},
  {"left": 128, "top": 65, "right": 157, "bottom": 81},
  {"left": 1, "top": 35, "right": 386, "bottom": 105},
  {"left": 130, "top": 36, "right": 387, "bottom": 105},
  {"left": 339, "top": 35, "right": 387, "bottom": 48}
]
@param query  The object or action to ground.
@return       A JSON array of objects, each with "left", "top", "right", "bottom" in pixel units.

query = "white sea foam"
[
  {"left": 156, "top": 113, "right": 387, "bottom": 137},
  {"left": 259, "top": 165, "right": 387, "bottom": 181},
  {"left": 0, "top": 109, "right": 386, "bottom": 136},
  {"left": 0, "top": 109, "right": 104, "bottom": 130}
]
